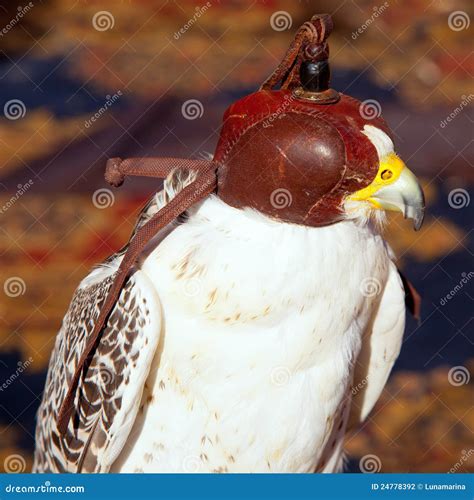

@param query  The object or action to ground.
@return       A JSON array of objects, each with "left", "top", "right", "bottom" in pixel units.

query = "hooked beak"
[
  {"left": 369, "top": 167, "right": 425, "bottom": 231},
  {"left": 348, "top": 152, "right": 425, "bottom": 231}
]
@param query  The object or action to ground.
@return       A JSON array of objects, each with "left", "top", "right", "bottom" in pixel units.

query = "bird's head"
[
  {"left": 214, "top": 14, "right": 424, "bottom": 231},
  {"left": 345, "top": 125, "right": 424, "bottom": 230}
]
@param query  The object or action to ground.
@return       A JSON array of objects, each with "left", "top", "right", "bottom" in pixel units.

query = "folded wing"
[
  {"left": 33, "top": 167, "right": 198, "bottom": 472},
  {"left": 349, "top": 261, "right": 406, "bottom": 427}
]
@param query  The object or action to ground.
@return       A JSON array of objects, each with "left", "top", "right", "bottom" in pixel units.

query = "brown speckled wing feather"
[{"left": 33, "top": 167, "right": 199, "bottom": 473}]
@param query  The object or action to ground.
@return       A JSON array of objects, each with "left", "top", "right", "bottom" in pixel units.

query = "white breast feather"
[{"left": 111, "top": 192, "right": 403, "bottom": 473}]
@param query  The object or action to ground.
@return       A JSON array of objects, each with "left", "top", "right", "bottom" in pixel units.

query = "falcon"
[{"left": 33, "top": 14, "right": 424, "bottom": 473}]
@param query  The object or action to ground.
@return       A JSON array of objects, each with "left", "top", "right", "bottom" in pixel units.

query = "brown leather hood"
[{"left": 215, "top": 89, "right": 392, "bottom": 226}]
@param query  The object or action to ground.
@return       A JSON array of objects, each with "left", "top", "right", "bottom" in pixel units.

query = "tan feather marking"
[
  {"left": 212, "top": 466, "right": 228, "bottom": 473},
  {"left": 175, "top": 257, "right": 190, "bottom": 279},
  {"left": 201, "top": 435, "right": 213, "bottom": 446},
  {"left": 271, "top": 448, "right": 283, "bottom": 461},
  {"left": 175, "top": 249, "right": 198, "bottom": 279},
  {"left": 206, "top": 289, "right": 218, "bottom": 309}
]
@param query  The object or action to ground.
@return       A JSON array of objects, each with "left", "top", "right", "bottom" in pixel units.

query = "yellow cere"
[{"left": 348, "top": 152, "right": 406, "bottom": 207}]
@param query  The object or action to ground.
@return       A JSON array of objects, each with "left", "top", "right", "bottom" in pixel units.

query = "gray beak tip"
[
  {"left": 404, "top": 202, "right": 425, "bottom": 232},
  {"left": 413, "top": 216, "right": 423, "bottom": 231}
]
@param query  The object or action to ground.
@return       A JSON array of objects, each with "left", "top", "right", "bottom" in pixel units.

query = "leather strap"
[
  {"left": 105, "top": 157, "right": 213, "bottom": 187},
  {"left": 57, "top": 158, "right": 217, "bottom": 435},
  {"left": 260, "top": 14, "right": 333, "bottom": 91}
]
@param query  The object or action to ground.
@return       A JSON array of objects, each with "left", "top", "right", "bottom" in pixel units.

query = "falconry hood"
[{"left": 57, "top": 13, "right": 424, "bottom": 435}]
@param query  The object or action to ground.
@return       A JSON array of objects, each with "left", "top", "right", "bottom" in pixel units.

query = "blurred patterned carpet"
[{"left": 0, "top": 0, "right": 472, "bottom": 473}]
